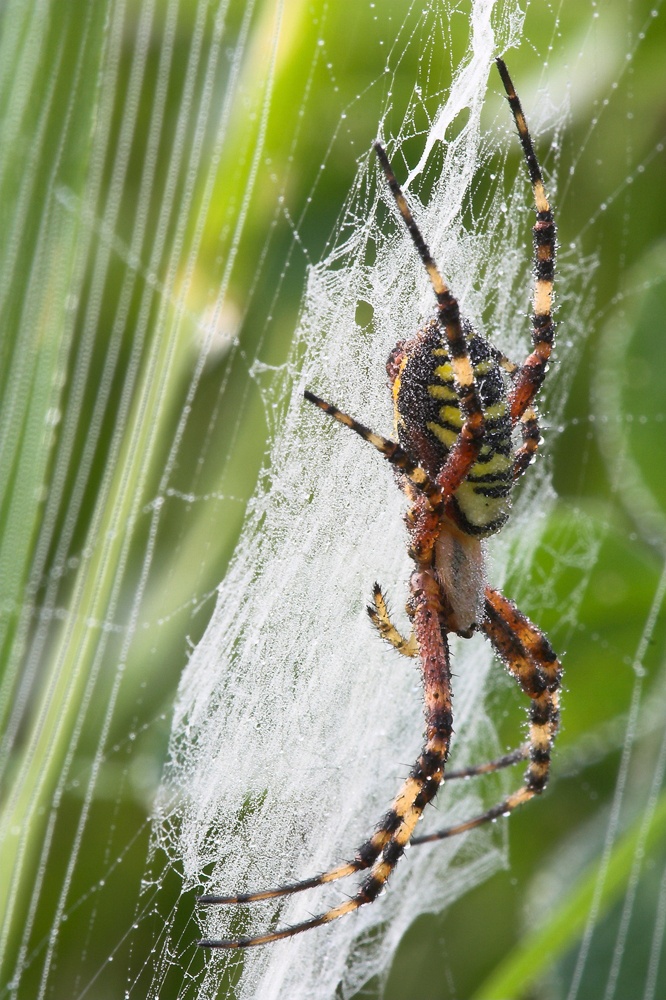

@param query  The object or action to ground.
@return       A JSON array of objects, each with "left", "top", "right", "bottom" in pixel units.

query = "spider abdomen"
[{"left": 389, "top": 318, "right": 513, "bottom": 537}]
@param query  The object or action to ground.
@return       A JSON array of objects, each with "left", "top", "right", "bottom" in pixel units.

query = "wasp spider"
[{"left": 198, "top": 58, "right": 561, "bottom": 949}]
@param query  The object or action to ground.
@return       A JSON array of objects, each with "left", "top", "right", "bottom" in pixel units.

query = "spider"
[{"left": 198, "top": 57, "right": 561, "bottom": 950}]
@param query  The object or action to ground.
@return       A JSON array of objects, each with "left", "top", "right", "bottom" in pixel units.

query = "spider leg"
[
  {"left": 374, "top": 142, "right": 485, "bottom": 437},
  {"left": 489, "top": 343, "right": 519, "bottom": 376},
  {"left": 410, "top": 796, "right": 518, "bottom": 845},
  {"left": 512, "top": 404, "right": 541, "bottom": 480},
  {"left": 445, "top": 744, "right": 529, "bottom": 781},
  {"left": 368, "top": 582, "right": 417, "bottom": 657},
  {"left": 304, "top": 391, "right": 442, "bottom": 505},
  {"left": 304, "top": 390, "right": 482, "bottom": 524},
  {"left": 198, "top": 569, "right": 453, "bottom": 949},
  {"left": 198, "top": 805, "right": 403, "bottom": 913},
  {"left": 197, "top": 859, "right": 364, "bottom": 907},
  {"left": 411, "top": 586, "right": 561, "bottom": 846},
  {"left": 487, "top": 343, "right": 541, "bottom": 479},
  {"left": 495, "top": 58, "right": 557, "bottom": 422}
]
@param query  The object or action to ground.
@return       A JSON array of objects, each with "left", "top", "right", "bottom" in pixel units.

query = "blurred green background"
[{"left": 0, "top": 1, "right": 665, "bottom": 997}]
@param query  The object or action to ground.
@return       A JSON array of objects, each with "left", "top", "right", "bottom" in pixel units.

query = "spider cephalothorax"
[{"left": 198, "top": 57, "right": 561, "bottom": 950}]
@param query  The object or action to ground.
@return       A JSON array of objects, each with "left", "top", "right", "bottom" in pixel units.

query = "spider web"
[{"left": 1, "top": 1, "right": 665, "bottom": 1000}]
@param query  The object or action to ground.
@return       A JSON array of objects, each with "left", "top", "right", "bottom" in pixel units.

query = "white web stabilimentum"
[{"left": 153, "top": 14, "right": 585, "bottom": 1000}]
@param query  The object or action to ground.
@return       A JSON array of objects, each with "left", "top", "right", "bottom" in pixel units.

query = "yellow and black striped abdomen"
[{"left": 390, "top": 318, "right": 513, "bottom": 537}]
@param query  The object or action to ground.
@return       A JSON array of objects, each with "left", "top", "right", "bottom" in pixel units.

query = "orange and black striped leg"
[
  {"left": 512, "top": 404, "right": 541, "bottom": 480},
  {"left": 198, "top": 798, "right": 419, "bottom": 911},
  {"left": 411, "top": 588, "right": 561, "bottom": 847},
  {"left": 481, "top": 588, "right": 561, "bottom": 799},
  {"left": 495, "top": 58, "right": 557, "bottom": 422},
  {"left": 368, "top": 583, "right": 418, "bottom": 657},
  {"left": 304, "top": 390, "right": 483, "bottom": 525},
  {"left": 484, "top": 587, "right": 561, "bottom": 734},
  {"left": 198, "top": 569, "right": 452, "bottom": 949},
  {"left": 303, "top": 391, "right": 444, "bottom": 506},
  {"left": 374, "top": 142, "right": 485, "bottom": 436},
  {"left": 197, "top": 857, "right": 364, "bottom": 908}
]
